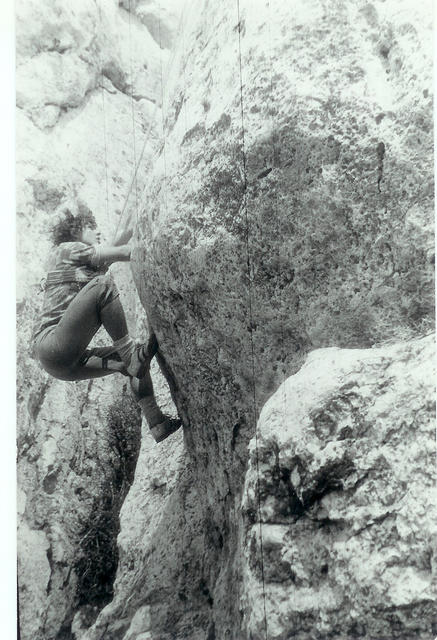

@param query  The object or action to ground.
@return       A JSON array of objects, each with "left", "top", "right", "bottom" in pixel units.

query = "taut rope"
[{"left": 235, "top": 1, "right": 269, "bottom": 637}]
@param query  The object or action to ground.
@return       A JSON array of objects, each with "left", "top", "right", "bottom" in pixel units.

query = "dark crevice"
[
  {"left": 155, "top": 345, "right": 188, "bottom": 428},
  {"left": 277, "top": 466, "right": 306, "bottom": 519},
  {"left": 207, "top": 621, "right": 216, "bottom": 640},
  {"left": 377, "top": 141, "right": 385, "bottom": 192},
  {"left": 43, "top": 470, "right": 59, "bottom": 495},
  {"left": 262, "top": 455, "right": 357, "bottom": 525},
  {"left": 46, "top": 547, "right": 54, "bottom": 595},
  {"left": 351, "top": 511, "right": 394, "bottom": 537},
  {"left": 199, "top": 579, "right": 214, "bottom": 607},
  {"left": 257, "top": 166, "right": 272, "bottom": 179},
  {"left": 301, "top": 458, "right": 356, "bottom": 511},
  {"left": 27, "top": 379, "right": 52, "bottom": 421},
  {"left": 73, "top": 394, "right": 142, "bottom": 623},
  {"left": 74, "top": 492, "right": 120, "bottom": 608},
  {"left": 231, "top": 422, "right": 241, "bottom": 450}
]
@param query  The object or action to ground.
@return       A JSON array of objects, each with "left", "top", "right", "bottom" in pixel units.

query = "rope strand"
[
  {"left": 235, "top": 2, "right": 268, "bottom": 638},
  {"left": 158, "top": 17, "right": 168, "bottom": 215},
  {"left": 266, "top": 3, "right": 288, "bottom": 417},
  {"left": 96, "top": 0, "right": 110, "bottom": 226},
  {"left": 127, "top": 0, "right": 139, "bottom": 228},
  {"left": 111, "top": 6, "right": 189, "bottom": 243}
]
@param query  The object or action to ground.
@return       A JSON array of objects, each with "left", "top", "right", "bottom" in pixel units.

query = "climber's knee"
[{"left": 37, "top": 357, "right": 82, "bottom": 381}]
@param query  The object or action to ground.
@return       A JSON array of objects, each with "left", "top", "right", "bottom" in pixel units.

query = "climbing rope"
[
  {"left": 158, "top": 17, "right": 169, "bottom": 215},
  {"left": 264, "top": 4, "right": 288, "bottom": 416},
  {"left": 127, "top": 0, "right": 139, "bottom": 228},
  {"left": 104, "top": 4, "right": 270, "bottom": 631},
  {"left": 95, "top": 0, "right": 110, "bottom": 226},
  {"left": 180, "top": 10, "right": 189, "bottom": 140},
  {"left": 235, "top": 1, "right": 269, "bottom": 638},
  {"left": 111, "top": 5, "right": 190, "bottom": 244}
]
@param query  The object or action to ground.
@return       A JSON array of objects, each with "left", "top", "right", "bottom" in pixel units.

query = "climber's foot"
[
  {"left": 150, "top": 417, "right": 182, "bottom": 443},
  {"left": 126, "top": 334, "right": 159, "bottom": 378},
  {"left": 126, "top": 344, "right": 151, "bottom": 378}
]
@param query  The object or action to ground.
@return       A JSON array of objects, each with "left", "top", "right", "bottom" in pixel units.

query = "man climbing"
[{"left": 32, "top": 207, "right": 181, "bottom": 443}]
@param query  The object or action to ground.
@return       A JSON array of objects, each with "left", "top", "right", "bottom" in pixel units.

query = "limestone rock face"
[
  {"left": 17, "top": 0, "right": 434, "bottom": 639},
  {"left": 133, "top": 0, "right": 433, "bottom": 425},
  {"left": 17, "top": 382, "right": 142, "bottom": 639},
  {"left": 84, "top": 0, "right": 434, "bottom": 639},
  {"left": 241, "top": 335, "right": 436, "bottom": 639}
]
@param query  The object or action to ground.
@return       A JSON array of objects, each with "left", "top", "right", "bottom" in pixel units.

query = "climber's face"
[{"left": 80, "top": 225, "right": 101, "bottom": 246}]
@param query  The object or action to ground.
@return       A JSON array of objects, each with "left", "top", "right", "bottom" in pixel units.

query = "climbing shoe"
[
  {"left": 129, "top": 333, "right": 158, "bottom": 378},
  {"left": 125, "top": 344, "right": 146, "bottom": 377},
  {"left": 127, "top": 340, "right": 159, "bottom": 378},
  {"left": 150, "top": 417, "right": 182, "bottom": 443}
]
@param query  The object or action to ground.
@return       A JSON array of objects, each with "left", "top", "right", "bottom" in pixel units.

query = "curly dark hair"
[{"left": 50, "top": 207, "right": 97, "bottom": 245}]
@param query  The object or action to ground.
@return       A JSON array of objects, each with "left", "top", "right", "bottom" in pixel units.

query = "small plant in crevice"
[
  {"left": 105, "top": 391, "right": 142, "bottom": 494},
  {"left": 74, "top": 392, "right": 142, "bottom": 608},
  {"left": 74, "top": 492, "right": 120, "bottom": 607}
]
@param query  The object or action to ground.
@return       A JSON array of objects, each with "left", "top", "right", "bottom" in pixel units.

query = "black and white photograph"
[{"left": 15, "top": 0, "right": 435, "bottom": 638}]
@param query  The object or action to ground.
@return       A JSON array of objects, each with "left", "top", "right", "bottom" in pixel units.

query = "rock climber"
[{"left": 32, "top": 207, "right": 181, "bottom": 443}]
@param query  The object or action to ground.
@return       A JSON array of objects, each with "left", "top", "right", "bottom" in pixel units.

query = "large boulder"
[
  {"left": 84, "top": 0, "right": 434, "bottom": 638},
  {"left": 132, "top": 0, "right": 433, "bottom": 478},
  {"left": 241, "top": 335, "right": 436, "bottom": 639}
]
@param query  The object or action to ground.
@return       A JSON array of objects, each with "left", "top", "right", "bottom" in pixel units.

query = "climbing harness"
[
  {"left": 235, "top": 1, "right": 269, "bottom": 638},
  {"left": 44, "top": 267, "right": 94, "bottom": 287}
]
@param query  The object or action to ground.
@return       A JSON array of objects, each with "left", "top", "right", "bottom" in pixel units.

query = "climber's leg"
[
  {"left": 53, "top": 276, "right": 128, "bottom": 361},
  {"left": 36, "top": 275, "right": 148, "bottom": 380},
  {"left": 130, "top": 372, "right": 182, "bottom": 443},
  {"left": 36, "top": 330, "right": 126, "bottom": 380},
  {"left": 130, "top": 371, "right": 166, "bottom": 425},
  {"left": 52, "top": 358, "right": 127, "bottom": 381}
]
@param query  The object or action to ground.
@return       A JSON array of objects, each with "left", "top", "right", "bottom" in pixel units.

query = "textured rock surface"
[
  {"left": 16, "top": 1, "right": 179, "bottom": 638},
  {"left": 241, "top": 335, "right": 436, "bottom": 639},
  {"left": 135, "top": 0, "right": 434, "bottom": 416},
  {"left": 17, "top": 0, "right": 434, "bottom": 639},
  {"left": 85, "top": 0, "right": 434, "bottom": 639},
  {"left": 17, "top": 383, "right": 142, "bottom": 639}
]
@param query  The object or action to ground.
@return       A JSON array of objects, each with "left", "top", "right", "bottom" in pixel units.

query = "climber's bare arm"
[
  {"left": 96, "top": 244, "right": 131, "bottom": 265},
  {"left": 112, "top": 225, "right": 133, "bottom": 247},
  {"left": 111, "top": 210, "right": 134, "bottom": 246}
]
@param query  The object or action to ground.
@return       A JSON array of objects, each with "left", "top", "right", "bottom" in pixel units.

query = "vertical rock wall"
[
  {"left": 108, "top": 0, "right": 434, "bottom": 638},
  {"left": 16, "top": 1, "right": 181, "bottom": 638}
]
